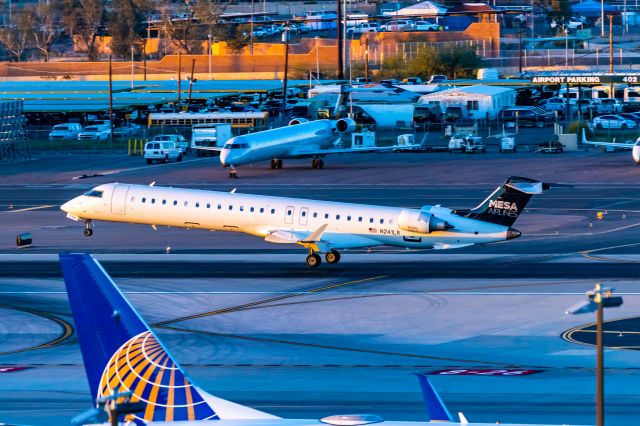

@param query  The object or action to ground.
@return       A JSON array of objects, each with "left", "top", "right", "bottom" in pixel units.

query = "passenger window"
[
  {"left": 260, "top": 207, "right": 264, "bottom": 213},
  {"left": 196, "top": 202, "right": 200, "bottom": 208},
  {"left": 313, "top": 212, "right": 317, "bottom": 218},
  {"left": 287, "top": 210, "right": 292, "bottom": 216},
  {"left": 162, "top": 200, "right": 166, "bottom": 205},
  {"left": 358, "top": 217, "right": 362, "bottom": 222},
  {"left": 240, "top": 206, "right": 244, "bottom": 212},
  {"left": 218, "top": 204, "right": 222, "bottom": 209},
  {"left": 369, "top": 218, "right": 374, "bottom": 223},
  {"left": 250, "top": 207, "right": 255, "bottom": 212},
  {"left": 325, "top": 213, "right": 329, "bottom": 219},
  {"left": 151, "top": 199, "right": 155, "bottom": 204},
  {"left": 207, "top": 203, "right": 211, "bottom": 209},
  {"left": 229, "top": 205, "right": 233, "bottom": 210},
  {"left": 142, "top": 197, "right": 146, "bottom": 203},
  {"left": 271, "top": 209, "right": 275, "bottom": 214},
  {"left": 184, "top": 201, "right": 188, "bottom": 207},
  {"left": 379, "top": 218, "right": 384, "bottom": 224},
  {"left": 302, "top": 211, "right": 306, "bottom": 217},
  {"left": 347, "top": 216, "right": 351, "bottom": 221},
  {"left": 336, "top": 214, "right": 340, "bottom": 220},
  {"left": 173, "top": 200, "right": 177, "bottom": 206}
]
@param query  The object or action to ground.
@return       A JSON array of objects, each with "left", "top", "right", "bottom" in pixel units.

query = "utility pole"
[
  {"left": 142, "top": 40, "right": 147, "bottom": 81},
  {"left": 601, "top": 0, "right": 605, "bottom": 37},
  {"left": 609, "top": 15, "right": 614, "bottom": 98},
  {"left": 336, "top": 0, "right": 343, "bottom": 79},
  {"left": 187, "top": 58, "right": 196, "bottom": 110},
  {"left": 364, "top": 38, "right": 369, "bottom": 83},
  {"left": 108, "top": 54, "right": 113, "bottom": 148},
  {"left": 281, "top": 27, "right": 290, "bottom": 113},
  {"left": 518, "top": 30, "right": 523, "bottom": 73},
  {"left": 177, "top": 52, "right": 182, "bottom": 111}
]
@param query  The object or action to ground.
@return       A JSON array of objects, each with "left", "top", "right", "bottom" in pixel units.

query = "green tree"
[
  {"left": 407, "top": 45, "right": 484, "bottom": 79},
  {"left": 58, "top": 0, "right": 107, "bottom": 61},
  {"left": 0, "top": 9, "right": 32, "bottom": 61},
  {"left": 377, "top": 56, "right": 409, "bottom": 79},
  {"left": 108, "top": 0, "right": 154, "bottom": 59}
]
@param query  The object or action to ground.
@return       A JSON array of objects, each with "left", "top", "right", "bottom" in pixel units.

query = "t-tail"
[
  {"left": 60, "top": 253, "right": 278, "bottom": 424},
  {"left": 463, "top": 176, "right": 551, "bottom": 228}
]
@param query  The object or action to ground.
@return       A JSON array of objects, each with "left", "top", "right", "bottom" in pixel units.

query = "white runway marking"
[
  {"left": 5, "top": 205, "right": 54, "bottom": 213},
  {"left": 70, "top": 158, "right": 209, "bottom": 180}
]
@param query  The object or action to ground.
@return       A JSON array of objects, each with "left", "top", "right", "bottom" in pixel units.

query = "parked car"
[
  {"left": 48, "top": 123, "right": 82, "bottom": 140},
  {"left": 501, "top": 107, "right": 554, "bottom": 128},
  {"left": 592, "top": 114, "right": 637, "bottom": 129},
  {"left": 575, "top": 99, "right": 597, "bottom": 114},
  {"left": 346, "top": 22, "right": 379, "bottom": 34},
  {"left": 539, "top": 97, "right": 566, "bottom": 112},
  {"left": 113, "top": 123, "right": 141, "bottom": 137},
  {"left": 415, "top": 20, "right": 439, "bottom": 31},
  {"left": 381, "top": 20, "right": 414, "bottom": 32},
  {"left": 595, "top": 98, "right": 623, "bottom": 114},
  {"left": 428, "top": 75, "right": 447, "bottom": 84},
  {"left": 565, "top": 16, "right": 585, "bottom": 29},
  {"left": 77, "top": 125, "right": 111, "bottom": 141},
  {"left": 151, "top": 134, "right": 189, "bottom": 153},
  {"left": 144, "top": 141, "right": 183, "bottom": 164},
  {"left": 618, "top": 112, "right": 640, "bottom": 123}
]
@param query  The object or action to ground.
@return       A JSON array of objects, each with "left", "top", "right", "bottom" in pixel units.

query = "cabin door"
[
  {"left": 284, "top": 206, "right": 295, "bottom": 225},
  {"left": 299, "top": 207, "right": 309, "bottom": 226},
  {"left": 110, "top": 184, "right": 130, "bottom": 215}
]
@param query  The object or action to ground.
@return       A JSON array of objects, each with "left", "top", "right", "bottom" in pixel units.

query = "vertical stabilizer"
[
  {"left": 414, "top": 374, "right": 454, "bottom": 422},
  {"left": 60, "top": 253, "right": 278, "bottom": 423}
]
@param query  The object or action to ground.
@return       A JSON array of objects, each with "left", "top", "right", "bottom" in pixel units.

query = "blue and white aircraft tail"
[{"left": 60, "top": 253, "right": 278, "bottom": 423}]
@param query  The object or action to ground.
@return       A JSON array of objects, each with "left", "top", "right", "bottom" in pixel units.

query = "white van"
[
  {"left": 144, "top": 141, "right": 183, "bottom": 164},
  {"left": 49, "top": 123, "right": 83, "bottom": 140}
]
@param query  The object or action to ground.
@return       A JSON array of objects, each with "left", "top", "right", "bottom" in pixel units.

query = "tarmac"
[{"left": 1, "top": 149, "right": 640, "bottom": 425}]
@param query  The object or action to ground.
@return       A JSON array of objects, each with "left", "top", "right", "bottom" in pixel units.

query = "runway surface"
[{"left": 1, "top": 151, "right": 640, "bottom": 426}]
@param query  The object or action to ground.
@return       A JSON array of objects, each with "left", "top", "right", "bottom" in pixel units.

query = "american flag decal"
[{"left": 369, "top": 228, "right": 377, "bottom": 233}]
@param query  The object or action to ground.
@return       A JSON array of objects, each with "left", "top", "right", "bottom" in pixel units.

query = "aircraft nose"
[
  {"left": 219, "top": 149, "right": 230, "bottom": 166},
  {"left": 60, "top": 200, "right": 72, "bottom": 213}
]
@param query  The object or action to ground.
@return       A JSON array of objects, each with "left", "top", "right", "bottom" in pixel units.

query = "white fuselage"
[
  {"left": 62, "top": 183, "right": 512, "bottom": 252},
  {"left": 220, "top": 120, "right": 337, "bottom": 167}
]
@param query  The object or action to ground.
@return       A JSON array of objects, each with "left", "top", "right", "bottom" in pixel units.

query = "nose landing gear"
[
  {"left": 228, "top": 167, "right": 238, "bottom": 179},
  {"left": 83, "top": 220, "right": 93, "bottom": 237}
]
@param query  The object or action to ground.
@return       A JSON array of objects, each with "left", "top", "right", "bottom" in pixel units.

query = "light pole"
[
  {"left": 208, "top": 33, "right": 212, "bottom": 79},
  {"left": 130, "top": 45, "right": 135, "bottom": 89},
  {"left": 565, "top": 283, "right": 624, "bottom": 426},
  {"left": 601, "top": 0, "right": 605, "bottom": 37},
  {"left": 315, "top": 36, "right": 320, "bottom": 81},
  {"left": 564, "top": 27, "right": 569, "bottom": 70}
]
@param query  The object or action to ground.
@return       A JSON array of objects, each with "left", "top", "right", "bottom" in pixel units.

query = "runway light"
[
  {"left": 597, "top": 212, "right": 603, "bottom": 220},
  {"left": 165, "top": 246, "right": 171, "bottom": 254}
]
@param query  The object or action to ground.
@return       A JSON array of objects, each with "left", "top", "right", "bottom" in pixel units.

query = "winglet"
[
  {"left": 414, "top": 374, "right": 454, "bottom": 422},
  {"left": 302, "top": 224, "right": 328, "bottom": 243},
  {"left": 458, "top": 412, "right": 469, "bottom": 424}
]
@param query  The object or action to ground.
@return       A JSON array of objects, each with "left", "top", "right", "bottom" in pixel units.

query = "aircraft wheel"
[
  {"left": 318, "top": 159, "right": 324, "bottom": 168},
  {"left": 270, "top": 159, "right": 277, "bottom": 169},
  {"left": 146, "top": 159, "right": 152, "bottom": 164},
  {"left": 84, "top": 228, "right": 93, "bottom": 237},
  {"left": 163, "top": 155, "right": 169, "bottom": 163},
  {"left": 177, "top": 154, "right": 183, "bottom": 162},
  {"left": 276, "top": 159, "right": 283, "bottom": 169},
  {"left": 312, "top": 159, "right": 318, "bottom": 169},
  {"left": 306, "top": 253, "right": 321, "bottom": 267},
  {"left": 325, "top": 250, "right": 340, "bottom": 264}
]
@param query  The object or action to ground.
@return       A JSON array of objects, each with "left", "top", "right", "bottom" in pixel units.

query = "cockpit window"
[
  {"left": 83, "top": 190, "right": 104, "bottom": 198},
  {"left": 223, "top": 143, "right": 249, "bottom": 150}
]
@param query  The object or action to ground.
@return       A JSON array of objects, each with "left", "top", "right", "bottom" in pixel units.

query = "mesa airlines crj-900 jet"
[
  {"left": 207, "top": 118, "right": 418, "bottom": 177},
  {"left": 62, "top": 253, "right": 583, "bottom": 426},
  {"left": 61, "top": 176, "right": 551, "bottom": 267},
  {"left": 581, "top": 128, "right": 640, "bottom": 164}
]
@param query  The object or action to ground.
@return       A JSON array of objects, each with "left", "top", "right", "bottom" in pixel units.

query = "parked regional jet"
[
  {"left": 205, "top": 118, "right": 418, "bottom": 177},
  {"left": 582, "top": 129, "right": 640, "bottom": 164},
  {"left": 61, "top": 177, "right": 552, "bottom": 267},
  {"left": 62, "top": 253, "right": 583, "bottom": 426}
]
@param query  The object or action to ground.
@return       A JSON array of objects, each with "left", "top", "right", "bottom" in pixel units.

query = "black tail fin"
[{"left": 464, "top": 176, "right": 550, "bottom": 227}]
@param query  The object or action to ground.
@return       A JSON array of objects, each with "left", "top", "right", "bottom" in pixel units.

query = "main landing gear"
[
  {"left": 311, "top": 158, "right": 324, "bottom": 169},
  {"left": 83, "top": 220, "right": 93, "bottom": 237},
  {"left": 305, "top": 249, "right": 341, "bottom": 267},
  {"left": 270, "top": 159, "right": 283, "bottom": 169}
]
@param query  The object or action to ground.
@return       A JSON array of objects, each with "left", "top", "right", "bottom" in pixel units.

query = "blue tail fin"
[
  {"left": 60, "top": 253, "right": 276, "bottom": 423},
  {"left": 414, "top": 374, "right": 453, "bottom": 422}
]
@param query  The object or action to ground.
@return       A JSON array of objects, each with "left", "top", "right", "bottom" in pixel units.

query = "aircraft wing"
[
  {"left": 581, "top": 128, "right": 636, "bottom": 148},
  {"left": 288, "top": 144, "right": 421, "bottom": 158}
]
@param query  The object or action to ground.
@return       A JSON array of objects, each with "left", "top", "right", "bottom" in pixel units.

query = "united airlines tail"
[
  {"left": 463, "top": 176, "right": 551, "bottom": 227},
  {"left": 60, "top": 253, "right": 278, "bottom": 423}
]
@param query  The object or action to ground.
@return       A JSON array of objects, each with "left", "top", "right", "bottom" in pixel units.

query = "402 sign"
[{"left": 429, "top": 369, "right": 543, "bottom": 376}]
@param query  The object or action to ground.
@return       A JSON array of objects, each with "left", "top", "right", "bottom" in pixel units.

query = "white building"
[{"left": 417, "top": 85, "right": 515, "bottom": 120}]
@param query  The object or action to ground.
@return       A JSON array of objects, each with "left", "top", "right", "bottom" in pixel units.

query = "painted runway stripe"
[
  {"left": 70, "top": 158, "right": 209, "bottom": 180},
  {"left": 2, "top": 291, "right": 640, "bottom": 296},
  {"left": 5, "top": 205, "right": 54, "bottom": 213}
]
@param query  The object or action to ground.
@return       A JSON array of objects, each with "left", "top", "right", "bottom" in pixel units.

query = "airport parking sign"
[
  {"left": 429, "top": 369, "right": 542, "bottom": 376},
  {"left": 530, "top": 74, "right": 640, "bottom": 84}
]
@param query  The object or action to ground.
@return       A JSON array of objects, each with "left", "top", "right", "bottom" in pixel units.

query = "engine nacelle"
[
  {"left": 334, "top": 118, "right": 356, "bottom": 133},
  {"left": 289, "top": 118, "right": 309, "bottom": 126},
  {"left": 397, "top": 210, "right": 452, "bottom": 234}
]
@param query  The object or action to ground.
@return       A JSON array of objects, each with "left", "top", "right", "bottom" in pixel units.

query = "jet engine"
[
  {"left": 289, "top": 118, "right": 309, "bottom": 126},
  {"left": 334, "top": 118, "right": 356, "bottom": 133},
  {"left": 397, "top": 210, "right": 452, "bottom": 234}
]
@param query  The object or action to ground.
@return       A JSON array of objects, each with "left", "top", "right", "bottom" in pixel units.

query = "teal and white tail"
[{"left": 60, "top": 253, "right": 278, "bottom": 423}]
